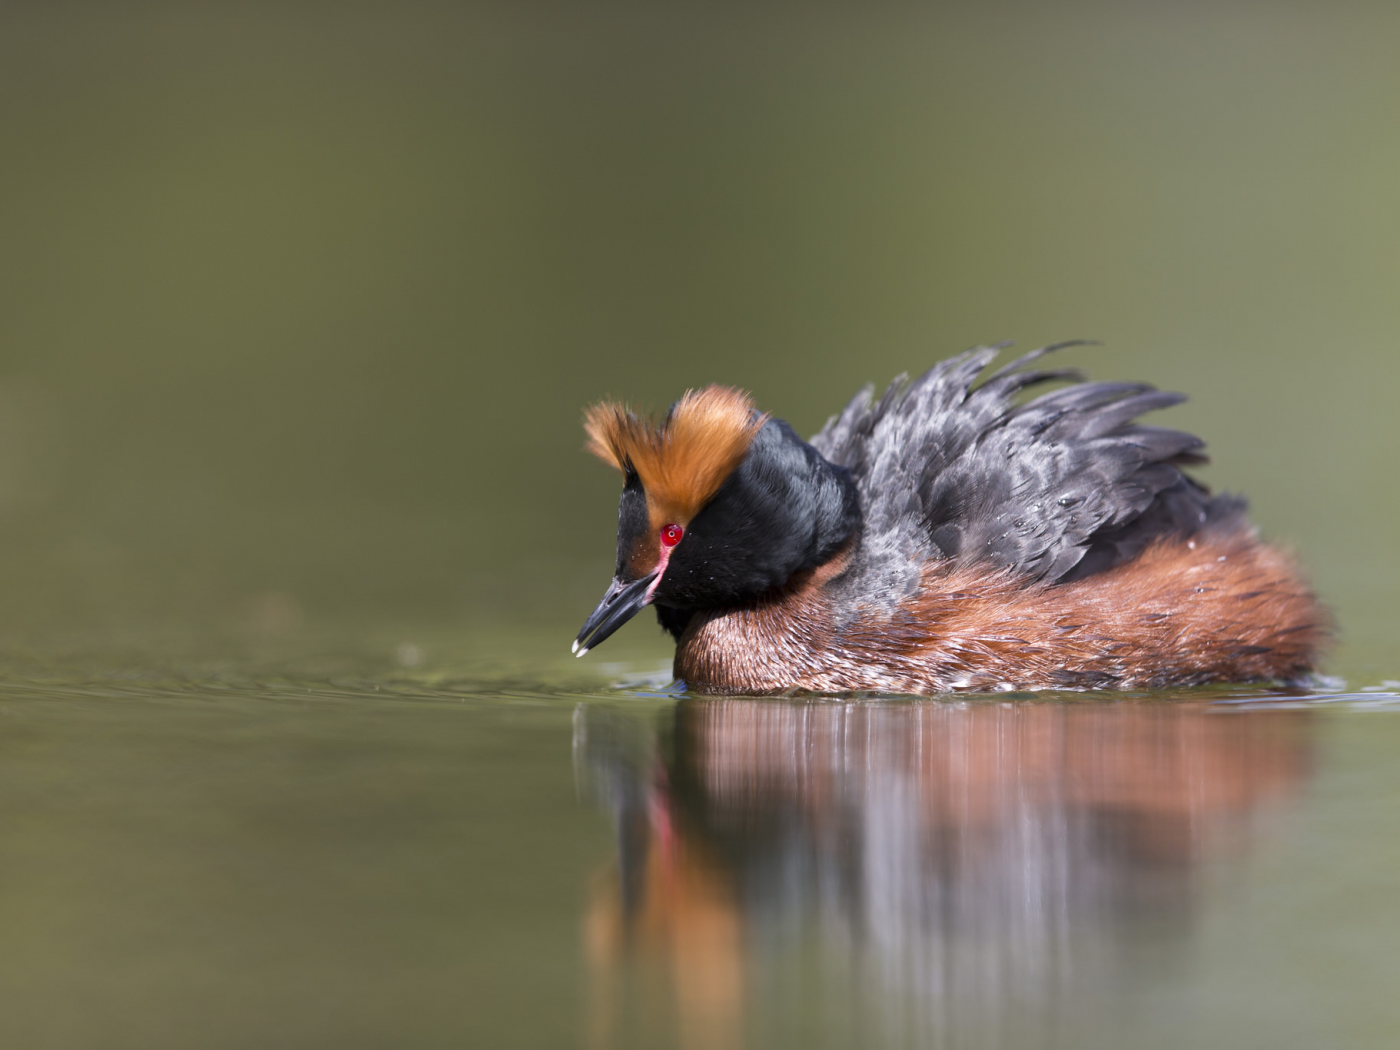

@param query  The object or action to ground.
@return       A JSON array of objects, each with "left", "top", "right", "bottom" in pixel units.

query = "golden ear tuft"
[
  {"left": 582, "top": 401, "right": 637, "bottom": 473},
  {"left": 582, "top": 385, "right": 766, "bottom": 527}
]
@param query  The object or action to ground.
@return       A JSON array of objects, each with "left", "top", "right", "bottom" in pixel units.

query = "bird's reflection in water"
[{"left": 575, "top": 698, "right": 1314, "bottom": 1050}]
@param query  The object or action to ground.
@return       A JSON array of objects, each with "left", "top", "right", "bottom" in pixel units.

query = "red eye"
[{"left": 660, "top": 523, "right": 684, "bottom": 548}]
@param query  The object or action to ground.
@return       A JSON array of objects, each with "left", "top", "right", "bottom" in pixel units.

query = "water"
[
  {"left": 577, "top": 687, "right": 1400, "bottom": 1050},
  {"left": 2, "top": 4, "right": 1399, "bottom": 1047},
  {"left": 0, "top": 643, "right": 1395, "bottom": 1048}
]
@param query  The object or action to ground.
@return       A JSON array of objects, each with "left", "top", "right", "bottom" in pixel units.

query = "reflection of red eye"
[{"left": 660, "top": 523, "right": 684, "bottom": 548}]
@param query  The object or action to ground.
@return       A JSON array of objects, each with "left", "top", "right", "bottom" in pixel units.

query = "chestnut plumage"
[{"left": 574, "top": 344, "right": 1325, "bottom": 692}]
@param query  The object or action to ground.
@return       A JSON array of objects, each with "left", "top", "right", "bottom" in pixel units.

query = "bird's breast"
[{"left": 673, "top": 532, "right": 1324, "bottom": 696}]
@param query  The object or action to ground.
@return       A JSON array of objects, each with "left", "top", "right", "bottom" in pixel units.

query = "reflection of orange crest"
[
  {"left": 584, "top": 810, "right": 741, "bottom": 1050},
  {"left": 581, "top": 699, "right": 1314, "bottom": 1047}
]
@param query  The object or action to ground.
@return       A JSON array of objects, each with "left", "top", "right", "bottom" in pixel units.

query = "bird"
[{"left": 572, "top": 343, "right": 1325, "bottom": 695}]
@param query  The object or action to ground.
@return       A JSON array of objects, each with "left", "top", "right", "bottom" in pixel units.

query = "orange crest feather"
[{"left": 584, "top": 385, "right": 766, "bottom": 528}]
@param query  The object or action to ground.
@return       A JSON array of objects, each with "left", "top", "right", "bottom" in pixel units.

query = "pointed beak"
[{"left": 573, "top": 572, "right": 659, "bottom": 657}]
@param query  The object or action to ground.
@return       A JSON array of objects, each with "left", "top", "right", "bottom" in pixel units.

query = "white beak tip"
[{"left": 575, "top": 647, "right": 589, "bottom": 659}]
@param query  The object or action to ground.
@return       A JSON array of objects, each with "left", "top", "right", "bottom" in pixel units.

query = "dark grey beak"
[{"left": 573, "top": 572, "right": 659, "bottom": 657}]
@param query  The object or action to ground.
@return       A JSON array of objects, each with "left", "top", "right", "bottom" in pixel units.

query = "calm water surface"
[{"left": 0, "top": 627, "right": 1395, "bottom": 1049}]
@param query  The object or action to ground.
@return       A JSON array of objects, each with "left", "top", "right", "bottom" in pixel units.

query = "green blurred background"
[{"left": 1, "top": 2, "right": 1397, "bottom": 680}]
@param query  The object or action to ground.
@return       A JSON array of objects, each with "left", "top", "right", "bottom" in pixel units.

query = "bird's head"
[{"left": 573, "top": 385, "right": 859, "bottom": 656}]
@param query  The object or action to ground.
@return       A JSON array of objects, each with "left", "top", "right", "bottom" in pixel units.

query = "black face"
[
  {"left": 574, "top": 419, "right": 861, "bottom": 655},
  {"left": 614, "top": 471, "right": 650, "bottom": 580},
  {"left": 654, "top": 420, "right": 859, "bottom": 607}
]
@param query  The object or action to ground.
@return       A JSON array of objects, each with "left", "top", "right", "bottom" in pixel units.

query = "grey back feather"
[{"left": 810, "top": 343, "right": 1242, "bottom": 597}]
